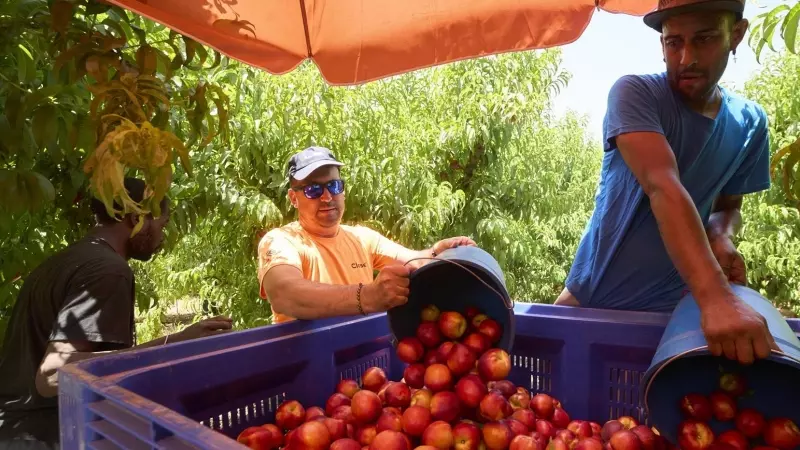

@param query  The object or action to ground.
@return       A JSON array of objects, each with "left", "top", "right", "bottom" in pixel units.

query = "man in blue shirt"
[{"left": 557, "top": 0, "right": 777, "bottom": 365}]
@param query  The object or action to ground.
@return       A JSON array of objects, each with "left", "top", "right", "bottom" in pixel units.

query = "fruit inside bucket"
[
  {"left": 387, "top": 247, "right": 515, "bottom": 352},
  {"left": 645, "top": 353, "right": 800, "bottom": 449}
]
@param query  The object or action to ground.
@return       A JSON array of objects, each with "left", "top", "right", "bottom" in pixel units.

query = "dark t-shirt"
[{"left": 0, "top": 237, "right": 135, "bottom": 443}]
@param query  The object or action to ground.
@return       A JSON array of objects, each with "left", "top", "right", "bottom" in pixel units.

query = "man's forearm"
[
  {"left": 268, "top": 279, "right": 361, "bottom": 320},
  {"left": 36, "top": 336, "right": 171, "bottom": 397},
  {"left": 402, "top": 249, "right": 436, "bottom": 270},
  {"left": 650, "top": 182, "right": 733, "bottom": 305}
]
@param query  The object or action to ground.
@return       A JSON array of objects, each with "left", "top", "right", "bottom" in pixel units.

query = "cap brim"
[
  {"left": 292, "top": 160, "right": 344, "bottom": 181},
  {"left": 644, "top": 1, "right": 745, "bottom": 31}
]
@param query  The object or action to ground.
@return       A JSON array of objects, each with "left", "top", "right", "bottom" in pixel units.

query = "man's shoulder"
[
  {"left": 724, "top": 89, "right": 769, "bottom": 130},
  {"left": 20, "top": 238, "right": 132, "bottom": 300},
  {"left": 264, "top": 222, "right": 306, "bottom": 241},
  {"left": 610, "top": 72, "right": 670, "bottom": 99},
  {"left": 57, "top": 238, "right": 131, "bottom": 277}
]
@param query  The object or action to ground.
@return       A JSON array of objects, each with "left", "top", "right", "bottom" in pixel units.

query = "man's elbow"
[
  {"left": 640, "top": 170, "right": 683, "bottom": 200},
  {"left": 34, "top": 370, "right": 57, "bottom": 398},
  {"left": 264, "top": 283, "right": 295, "bottom": 318}
]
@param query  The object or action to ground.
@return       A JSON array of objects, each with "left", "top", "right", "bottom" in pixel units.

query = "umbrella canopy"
[{"left": 106, "top": 0, "right": 656, "bottom": 85}]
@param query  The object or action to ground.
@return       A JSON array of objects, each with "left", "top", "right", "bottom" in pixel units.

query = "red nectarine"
[
  {"left": 337, "top": 379, "right": 360, "bottom": 399},
  {"left": 276, "top": 400, "right": 306, "bottom": 431},
  {"left": 404, "top": 364, "right": 426, "bottom": 389},
  {"left": 477, "top": 349, "right": 511, "bottom": 382},
  {"left": 455, "top": 374, "right": 488, "bottom": 408},
  {"left": 351, "top": 390, "right": 382, "bottom": 424},
  {"left": 736, "top": 408, "right": 766, "bottom": 438},
  {"left": 362, "top": 367, "right": 387, "bottom": 392},
  {"left": 477, "top": 319, "right": 502, "bottom": 344},
  {"left": 417, "top": 322, "right": 443, "bottom": 348},
  {"left": 453, "top": 421, "right": 482, "bottom": 450},
  {"left": 422, "top": 421, "right": 454, "bottom": 449},
  {"left": 678, "top": 420, "right": 714, "bottom": 450},
  {"left": 424, "top": 364, "right": 453, "bottom": 392},
  {"left": 397, "top": 337, "right": 426, "bottom": 364},
  {"left": 402, "top": 405, "right": 432, "bottom": 437},
  {"left": 483, "top": 421, "right": 513, "bottom": 450},
  {"left": 764, "top": 418, "right": 800, "bottom": 450},
  {"left": 439, "top": 311, "right": 468, "bottom": 340},
  {"left": 430, "top": 391, "right": 461, "bottom": 423}
]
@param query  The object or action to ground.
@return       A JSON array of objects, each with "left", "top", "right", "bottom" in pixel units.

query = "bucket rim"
[
  {"left": 643, "top": 346, "right": 800, "bottom": 414},
  {"left": 408, "top": 255, "right": 514, "bottom": 310}
]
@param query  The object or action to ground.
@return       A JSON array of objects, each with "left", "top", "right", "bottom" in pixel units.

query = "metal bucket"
[
  {"left": 641, "top": 285, "right": 800, "bottom": 443},
  {"left": 386, "top": 246, "right": 515, "bottom": 351}
]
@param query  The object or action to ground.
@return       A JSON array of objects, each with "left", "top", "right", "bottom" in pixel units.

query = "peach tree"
[{"left": 0, "top": 0, "right": 232, "bottom": 329}]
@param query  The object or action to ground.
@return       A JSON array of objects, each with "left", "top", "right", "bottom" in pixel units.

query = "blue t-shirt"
[{"left": 565, "top": 72, "right": 771, "bottom": 312}]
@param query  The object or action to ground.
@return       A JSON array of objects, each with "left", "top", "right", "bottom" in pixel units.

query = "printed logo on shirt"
[{"left": 351, "top": 262, "right": 367, "bottom": 269}]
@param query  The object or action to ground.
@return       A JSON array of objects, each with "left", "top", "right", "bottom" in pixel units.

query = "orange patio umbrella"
[{"left": 106, "top": 0, "right": 656, "bottom": 86}]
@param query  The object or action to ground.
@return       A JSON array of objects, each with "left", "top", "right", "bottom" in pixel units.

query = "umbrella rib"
[{"left": 299, "top": 0, "right": 313, "bottom": 57}]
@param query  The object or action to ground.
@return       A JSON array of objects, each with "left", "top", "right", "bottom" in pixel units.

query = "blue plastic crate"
[{"left": 59, "top": 304, "right": 800, "bottom": 449}]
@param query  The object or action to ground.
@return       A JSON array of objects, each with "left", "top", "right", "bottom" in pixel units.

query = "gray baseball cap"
[{"left": 286, "top": 146, "right": 344, "bottom": 181}]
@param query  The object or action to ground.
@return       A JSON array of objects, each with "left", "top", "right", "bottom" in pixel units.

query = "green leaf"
[
  {"left": 763, "top": 9, "right": 787, "bottom": 53},
  {"left": 22, "top": 85, "right": 64, "bottom": 116},
  {"left": 783, "top": 2, "right": 800, "bottom": 54},
  {"left": 50, "top": 0, "right": 74, "bottom": 33},
  {"left": 85, "top": 1, "right": 112, "bottom": 15},
  {"left": 0, "top": 169, "right": 23, "bottom": 213},
  {"left": 136, "top": 45, "right": 158, "bottom": 75},
  {"left": 31, "top": 105, "right": 59, "bottom": 149},
  {"left": 184, "top": 36, "right": 199, "bottom": 65},
  {"left": 4, "top": 90, "right": 23, "bottom": 128},
  {"left": 101, "top": 17, "right": 128, "bottom": 40},
  {"left": 131, "top": 25, "right": 147, "bottom": 44},
  {"left": 17, "top": 44, "right": 35, "bottom": 83},
  {"left": 76, "top": 116, "right": 96, "bottom": 151},
  {"left": 30, "top": 171, "right": 55, "bottom": 207}
]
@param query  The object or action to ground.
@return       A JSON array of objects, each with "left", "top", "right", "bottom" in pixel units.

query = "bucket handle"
[{"left": 404, "top": 257, "right": 515, "bottom": 310}]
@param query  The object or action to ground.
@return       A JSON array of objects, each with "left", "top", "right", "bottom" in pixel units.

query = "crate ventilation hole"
[
  {"left": 340, "top": 354, "right": 388, "bottom": 384},
  {"left": 607, "top": 367, "right": 648, "bottom": 424},
  {"left": 201, "top": 392, "right": 286, "bottom": 432},
  {"left": 512, "top": 354, "right": 552, "bottom": 393}
]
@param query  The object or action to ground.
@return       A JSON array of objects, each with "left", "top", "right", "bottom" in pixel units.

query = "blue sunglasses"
[{"left": 292, "top": 179, "right": 345, "bottom": 199}]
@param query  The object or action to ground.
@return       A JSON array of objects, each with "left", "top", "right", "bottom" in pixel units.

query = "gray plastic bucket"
[
  {"left": 641, "top": 285, "right": 800, "bottom": 444},
  {"left": 387, "top": 246, "right": 515, "bottom": 351}
]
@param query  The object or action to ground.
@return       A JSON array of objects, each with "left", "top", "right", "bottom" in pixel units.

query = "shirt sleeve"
[
  {"left": 721, "top": 108, "right": 771, "bottom": 196},
  {"left": 604, "top": 75, "right": 665, "bottom": 151},
  {"left": 50, "top": 273, "right": 134, "bottom": 347},
  {"left": 258, "top": 230, "right": 303, "bottom": 298},
  {"left": 352, "top": 226, "right": 410, "bottom": 270}
]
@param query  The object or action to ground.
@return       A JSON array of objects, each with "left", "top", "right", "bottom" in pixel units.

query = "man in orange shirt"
[{"left": 258, "top": 147, "right": 476, "bottom": 323}]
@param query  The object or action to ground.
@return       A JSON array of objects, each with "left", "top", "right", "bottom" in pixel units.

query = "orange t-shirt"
[{"left": 257, "top": 222, "right": 408, "bottom": 323}]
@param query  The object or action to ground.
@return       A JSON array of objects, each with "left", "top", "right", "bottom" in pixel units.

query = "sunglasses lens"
[
  {"left": 302, "top": 180, "right": 344, "bottom": 199},
  {"left": 304, "top": 185, "right": 324, "bottom": 199},
  {"left": 328, "top": 180, "right": 345, "bottom": 195}
]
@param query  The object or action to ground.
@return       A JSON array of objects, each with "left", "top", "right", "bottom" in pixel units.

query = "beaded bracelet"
[{"left": 356, "top": 283, "right": 366, "bottom": 316}]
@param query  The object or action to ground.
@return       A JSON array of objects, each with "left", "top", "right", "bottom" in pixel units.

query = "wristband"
[{"left": 356, "top": 283, "right": 366, "bottom": 316}]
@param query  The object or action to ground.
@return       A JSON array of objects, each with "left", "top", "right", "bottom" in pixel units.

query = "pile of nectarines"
[
  {"left": 677, "top": 372, "right": 799, "bottom": 450},
  {"left": 235, "top": 305, "right": 671, "bottom": 450}
]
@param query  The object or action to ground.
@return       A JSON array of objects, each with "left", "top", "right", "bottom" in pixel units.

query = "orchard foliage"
[{"left": 749, "top": 1, "right": 800, "bottom": 204}]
